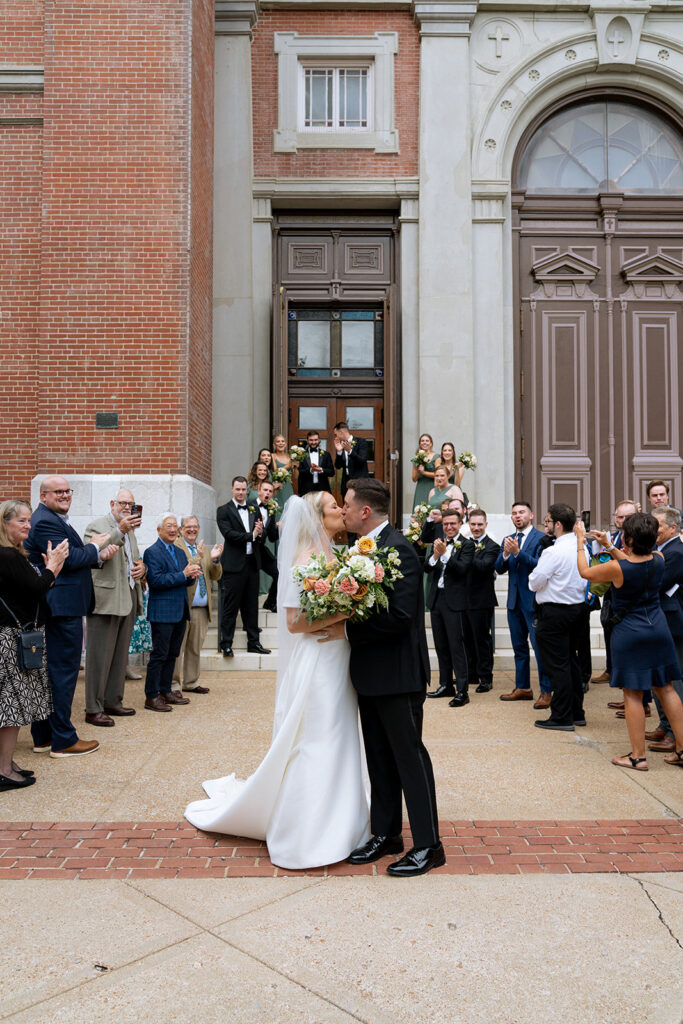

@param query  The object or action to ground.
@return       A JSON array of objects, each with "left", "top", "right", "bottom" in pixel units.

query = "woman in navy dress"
[{"left": 575, "top": 512, "right": 683, "bottom": 771}]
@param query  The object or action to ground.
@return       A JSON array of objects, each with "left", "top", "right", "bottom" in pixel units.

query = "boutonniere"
[
  {"left": 454, "top": 540, "right": 463, "bottom": 551},
  {"left": 247, "top": 505, "right": 256, "bottom": 515},
  {"left": 318, "top": 447, "right": 326, "bottom": 456},
  {"left": 267, "top": 498, "right": 280, "bottom": 516},
  {"left": 475, "top": 542, "right": 485, "bottom": 552}
]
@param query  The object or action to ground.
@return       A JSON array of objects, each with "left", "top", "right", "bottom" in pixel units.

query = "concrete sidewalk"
[{"left": 1, "top": 670, "right": 682, "bottom": 1023}]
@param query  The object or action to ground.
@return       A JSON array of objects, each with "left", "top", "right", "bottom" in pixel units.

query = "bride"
[{"left": 184, "top": 492, "right": 370, "bottom": 869}]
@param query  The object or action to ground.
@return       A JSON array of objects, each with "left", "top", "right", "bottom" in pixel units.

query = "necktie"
[
  {"left": 190, "top": 544, "right": 206, "bottom": 597},
  {"left": 516, "top": 531, "right": 524, "bottom": 547},
  {"left": 169, "top": 544, "right": 178, "bottom": 568}
]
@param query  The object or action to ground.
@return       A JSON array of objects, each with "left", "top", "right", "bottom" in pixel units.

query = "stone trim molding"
[
  {"left": 273, "top": 32, "right": 399, "bottom": 153},
  {"left": 215, "top": 0, "right": 260, "bottom": 37},
  {"left": 0, "top": 67, "right": 43, "bottom": 93},
  {"left": 413, "top": 2, "right": 477, "bottom": 38},
  {"left": 472, "top": 180, "right": 508, "bottom": 223},
  {"left": 253, "top": 175, "right": 418, "bottom": 207}
]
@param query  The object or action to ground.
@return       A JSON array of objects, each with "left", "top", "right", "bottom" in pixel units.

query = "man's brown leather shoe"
[
  {"left": 50, "top": 739, "right": 100, "bottom": 758},
  {"left": 184, "top": 685, "right": 210, "bottom": 694},
  {"left": 591, "top": 671, "right": 610, "bottom": 683},
  {"left": 645, "top": 727, "right": 667, "bottom": 742},
  {"left": 648, "top": 737, "right": 676, "bottom": 752},
  {"left": 500, "top": 688, "right": 533, "bottom": 701},
  {"left": 145, "top": 695, "right": 172, "bottom": 712},
  {"left": 533, "top": 692, "right": 552, "bottom": 709},
  {"left": 616, "top": 707, "right": 651, "bottom": 719},
  {"left": 162, "top": 691, "right": 190, "bottom": 705},
  {"left": 85, "top": 712, "right": 114, "bottom": 727},
  {"left": 607, "top": 701, "right": 625, "bottom": 710},
  {"left": 104, "top": 706, "right": 136, "bottom": 716}
]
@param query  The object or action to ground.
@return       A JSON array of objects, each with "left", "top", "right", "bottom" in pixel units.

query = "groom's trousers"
[{"left": 358, "top": 692, "right": 439, "bottom": 849}]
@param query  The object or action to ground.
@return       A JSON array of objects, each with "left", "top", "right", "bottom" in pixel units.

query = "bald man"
[
  {"left": 83, "top": 489, "right": 146, "bottom": 725},
  {"left": 26, "top": 475, "right": 118, "bottom": 757}
]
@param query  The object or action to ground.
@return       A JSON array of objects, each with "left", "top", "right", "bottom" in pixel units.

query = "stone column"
[
  {"left": 413, "top": 2, "right": 477, "bottom": 454},
  {"left": 252, "top": 195, "right": 273, "bottom": 448},
  {"left": 213, "top": 1, "right": 260, "bottom": 502},
  {"left": 399, "top": 196, "right": 420, "bottom": 515}
]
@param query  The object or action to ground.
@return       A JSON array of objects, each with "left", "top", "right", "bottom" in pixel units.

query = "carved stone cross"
[
  {"left": 607, "top": 29, "right": 624, "bottom": 58},
  {"left": 488, "top": 24, "right": 510, "bottom": 59}
]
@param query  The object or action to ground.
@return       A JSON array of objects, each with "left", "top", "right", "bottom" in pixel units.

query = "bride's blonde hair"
[{"left": 293, "top": 492, "right": 330, "bottom": 560}]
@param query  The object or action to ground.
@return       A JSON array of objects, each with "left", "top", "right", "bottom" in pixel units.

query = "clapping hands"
[{"left": 43, "top": 539, "right": 69, "bottom": 576}]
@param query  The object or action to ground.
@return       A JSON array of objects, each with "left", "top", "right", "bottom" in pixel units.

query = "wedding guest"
[
  {"left": 247, "top": 461, "right": 270, "bottom": 505},
  {"left": 465, "top": 509, "right": 500, "bottom": 694},
  {"left": 647, "top": 480, "right": 671, "bottom": 511},
  {"left": 434, "top": 442, "right": 464, "bottom": 492},
  {"left": 0, "top": 501, "right": 67, "bottom": 790},
  {"left": 143, "top": 514, "right": 201, "bottom": 711},
  {"left": 297, "top": 430, "right": 335, "bottom": 496},
  {"left": 647, "top": 507, "right": 683, "bottom": 753},
  {"left": 592, "top": 499, "right": 636, "bottom": 684},
  {"left": 83, "top": 489, "right": 145, "bottom": 726},
  {"left": 217, "top": 477, "right": 271, "bottom": 658},
  {"left": 543, "top": 513, "right": 555, "bottom": 540},
  {"left": 411, "top": 433, "right": 437, "bottom": 508},
  {"left": 333, "top": 421, "right": 369, "bottom": 498},
  {"left": 425, "top": 510, "right": 474, "bottom": 705},
  {"left": 495, "top": 501, "right": 552, "bottom": 706},
  {"left": 271, "top": 434, "right": 294, "bottom": 508},
  {"left": 172, "top": 515, "right": 223, "bottom": 696},
  {"left": 575, "top": 513, "right": 683, "bottom": 772},
  {"left": 26, "top": 476, "right": 118, "bottom": 758},
  {"left": 427, "top": 467, "right": 461, "bottom": 511},
  {"left": 255, "top": 479, "right": 279, "bottom": 613}
]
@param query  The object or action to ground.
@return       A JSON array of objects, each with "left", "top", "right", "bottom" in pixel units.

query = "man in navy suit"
[
  {"left": 26, "top": 475, "right": 119, "bottom": 757},
  {"left": 494, "top": 501, "right": 552, "bottom": 704},
  {"left": 143, "top": 514, "right": 201, "bottom": 712}
]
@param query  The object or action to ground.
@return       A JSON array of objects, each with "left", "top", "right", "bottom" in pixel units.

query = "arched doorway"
[{"left": 512, "top": 94, "right": 683, "bottom": 524}]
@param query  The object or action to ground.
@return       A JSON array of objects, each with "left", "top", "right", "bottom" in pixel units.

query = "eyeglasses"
[
  {"left": 115, "top": 501, "right": 133, "bottom": 508},
  {"left": 45, "top": 489, "right": 72, "bottom": 497}
]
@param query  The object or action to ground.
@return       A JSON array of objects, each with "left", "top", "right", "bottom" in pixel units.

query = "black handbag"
[{"left": 0, "top": 596, "right": 44, "bottom": 670}]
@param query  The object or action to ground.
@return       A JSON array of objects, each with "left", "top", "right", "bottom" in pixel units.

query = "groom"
[{"left": 318, "top": 478, "right": 444, "bottom": 877}]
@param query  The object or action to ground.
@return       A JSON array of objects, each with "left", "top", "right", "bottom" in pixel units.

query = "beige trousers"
[
  {"left": 172, "top": 605, "right": 209, "bottom": 690},
  {"left": 85, "top": 606, "right": 137, "bottom": 713}
]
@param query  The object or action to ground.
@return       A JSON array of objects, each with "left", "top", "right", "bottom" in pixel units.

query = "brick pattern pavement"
[{"left": 0, "top": 819, "right": 681, "bottom": 879}]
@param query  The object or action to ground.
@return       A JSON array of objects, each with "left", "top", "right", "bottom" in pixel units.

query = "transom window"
[
  {"left": 288, "top": 309, "right": 384, "bottom": 379},
  {"left": 301, "top": 66, "right": 370, "bottom": 131},
  {"left": 518, "top": 101, "right": 683, "bottom": 193}
]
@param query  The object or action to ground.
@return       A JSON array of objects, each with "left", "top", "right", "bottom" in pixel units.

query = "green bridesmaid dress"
[
  {"left": 273, "top": 456, "right": 294, "bottom": 517},
  {"left": 412, "top": 456, "right": 436, "bottom": 510}
]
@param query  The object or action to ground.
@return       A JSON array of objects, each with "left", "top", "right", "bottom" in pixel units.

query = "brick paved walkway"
[{"left": 1, "top": 819, "right": 681, "bottom": 879}]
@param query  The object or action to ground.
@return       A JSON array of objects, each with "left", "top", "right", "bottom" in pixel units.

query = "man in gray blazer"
[{"left": 84, "top": 489, "right": 146, "bottom": 725}]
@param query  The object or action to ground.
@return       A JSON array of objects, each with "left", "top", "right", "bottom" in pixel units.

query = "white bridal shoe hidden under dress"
[{"left": 184, "top": 570, "right": 370, "bottom": 870}]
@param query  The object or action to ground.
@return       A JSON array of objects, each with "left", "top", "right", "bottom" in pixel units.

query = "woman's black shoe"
[
  {"left": 12, "top": 762, "right": 35, "bottom": 778},
  {"left": 0, "top": 773, "right": 37, "bottom": 791}
]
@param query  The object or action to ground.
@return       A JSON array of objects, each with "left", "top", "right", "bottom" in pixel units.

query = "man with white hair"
[
  {"left": 83, "top": 489, "right": 146, "bottom": 725},
  {"left": 172, "top": 514, "right": 223, "bottom": 695},
  {"left": 142, "top": 514, "right": 201, "bottom": 712}
]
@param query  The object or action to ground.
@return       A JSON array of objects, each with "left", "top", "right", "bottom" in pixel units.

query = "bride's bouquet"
[{"left": 292, "top": 536, "right": 403, "bottom": 624}]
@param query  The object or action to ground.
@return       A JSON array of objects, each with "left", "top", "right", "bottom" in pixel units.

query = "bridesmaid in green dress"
[
  {"left": 271, "top": 434, "right": 294, "bottom": 516},
  {"left": 411, "top": 432, "right": 437, "bottom": 509},
  {"left": 434, "top": 441, "right": 465, "bottom": 492},
  {"left": 247, "top": 461, "right": 271, "bottom": 505},
  {"left": 427, "top": 466, "right": 464, "bottom": 509}
]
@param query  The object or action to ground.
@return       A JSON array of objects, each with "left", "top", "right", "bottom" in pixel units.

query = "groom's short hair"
[{"left": 347, "top": 478, "right": 390, "bottom": 516}]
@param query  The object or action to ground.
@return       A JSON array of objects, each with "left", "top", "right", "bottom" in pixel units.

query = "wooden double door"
[
  {"left": 289, "top": 396, "right": 384, "bottom": 499},
  {"left": 515, "top": 193, "right": 683, "bottom": 526}
]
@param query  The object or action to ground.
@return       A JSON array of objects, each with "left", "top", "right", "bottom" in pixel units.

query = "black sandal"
[
  {"left": 611, "top": 753, "right": 648, "bottom": 771},
  {"left": 11, "top": 761, "right": 34, "bottom": 778},
  {"left": 664, "top": 749, "right": 683, "bottom": 767}
]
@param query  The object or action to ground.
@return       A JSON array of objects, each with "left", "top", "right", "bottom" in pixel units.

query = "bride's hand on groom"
[{"left": 313, "top": 621, "right": 347, "bottom": 643}]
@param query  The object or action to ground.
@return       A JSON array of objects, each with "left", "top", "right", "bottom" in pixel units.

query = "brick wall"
[
  {"left": 0, "top": 1, "right": 215, "bottom": 500},
  {"left": 252, "top": 11, "right": 419, "bottom": 178}
]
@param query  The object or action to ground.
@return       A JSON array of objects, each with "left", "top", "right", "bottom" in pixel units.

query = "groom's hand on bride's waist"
[{"left": 313, "top": 621, "right": 347, "bottom": 643}]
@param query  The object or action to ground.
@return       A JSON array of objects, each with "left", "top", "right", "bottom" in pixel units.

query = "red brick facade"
[
  {"left": 252, "top": 11, "right": 419, "bottom": 178},
  {"left": 0, "top": 1, "right": 214, "bottom": 499}
]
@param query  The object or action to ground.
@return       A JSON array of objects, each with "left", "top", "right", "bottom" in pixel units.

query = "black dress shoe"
[
  {"left": 386, "top": 842, "right": 446, "bottom": 877},
  {"left": 348, "top": 835, "right": 404, "bottom": 864},
  {"left": 221, "top": 646, "right": 234, "bottom": 657},
  {"left": 534, "top": 719, "right": 574, "bottom": 732},
  {"left": 475, "top": 683, "right": 492, "bottom": 693},
  {"left": 448, "top": 693, "right": 470, "bottom": 708},
  {"left": 247, "top": 642, "right": 271, "bottom": 655},
  {"left": 427, "top": 685, "right": 455, "bottom": 699}
]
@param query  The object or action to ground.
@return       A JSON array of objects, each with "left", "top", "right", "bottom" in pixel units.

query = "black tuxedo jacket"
[
  {"left": 425, "top": 537, "right": 475, "bottom": 612},
  {"left": 467, "top": 535, "right": 500, "bottom": 610},
  {"left": 297, "top": 446, "right": 334, "bottom": 496},
  {"left": 335, "top": 437, "right": 370, "bottom": 493},
  {"left": 346, "top": 525, "right": 430, "bottom": 696},
  {"left": 659, "top": 537, "right": 683, "bottom": 637},
  {"left": 217, "top": 500, "right": 263, "bottom": 574}
]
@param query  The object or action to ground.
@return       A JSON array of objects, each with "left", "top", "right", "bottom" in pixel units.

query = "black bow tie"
[
  {"left": 259, "top": 503, "right": 268, "bottom": 509},
  {"left": 237, "top": 505, "right": 247, "bottom": 511}
]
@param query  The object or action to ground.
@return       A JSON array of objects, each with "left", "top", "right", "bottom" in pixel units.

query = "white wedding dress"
[{"left": 184, "top": 501, "right": 370, "bottom": 870}]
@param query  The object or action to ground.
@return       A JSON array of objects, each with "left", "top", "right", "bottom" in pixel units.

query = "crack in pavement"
[{"left": 633, "top": 877, "right": 683, "bottom": 952}]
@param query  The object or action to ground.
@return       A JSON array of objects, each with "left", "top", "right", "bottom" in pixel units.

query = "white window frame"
[
  {"left": 273, "top": 32, "right": 399, "bottom": 154},
  {"left": 299, "top": 62, "right": 373, "bottom": 134}
]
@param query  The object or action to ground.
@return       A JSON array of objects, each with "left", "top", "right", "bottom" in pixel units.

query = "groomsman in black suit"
[
  {"left": 465, "top": 508, "right": 500, "bottom": 694},
  {"left": 254, "top": 478, "right": 279, "bottom": 613},
  {"left": 297, "top": 430, "right": 335, "bottom": 496},
  {"left": 333, "top": 421, "right": 370, "bottom": 498},
  {"left": 216, "top": 477, "right": 271, "bottom": 658},
  {"left": 425, "top": 509, "right": 475, "bottom": 707}
]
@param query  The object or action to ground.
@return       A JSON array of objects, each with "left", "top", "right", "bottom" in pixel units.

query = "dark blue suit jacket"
[
  {"left": 659, "top": 537, "right": 683, "bottom": 637},
  {"left": 143, "top": 537, "right": 192, "bottom": 623},
  {"left": 494, "top": 527, "right": 549, "bottom": 614},
  {"left": 26, "top": 503, "right": 98, "bottom": 617}
]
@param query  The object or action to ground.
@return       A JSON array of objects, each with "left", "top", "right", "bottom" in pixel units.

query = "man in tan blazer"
[
  {"left": 172, "top": 514, "right": 223, "bottom": 694},
  {"left": 84, "top": 490, "right": 145, "bottom": 725}
]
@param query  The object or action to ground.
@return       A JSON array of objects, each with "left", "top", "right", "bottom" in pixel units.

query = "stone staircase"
[{"left": 200, "top": 577, "right": 607, "bottom": 673}]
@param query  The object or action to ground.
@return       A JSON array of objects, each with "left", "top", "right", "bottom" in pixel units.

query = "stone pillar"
[
  {"left": 413, "top": 2, "right": 477, "bottom": 454},
  {"left": 213, "top": 1, "right": 260, "bottom": 503},
  {"left": 399, "top": 197, "right": 420, "bottom": 514},
  {"left": 252, "top": 195, "right": 273, "bottom": 450}
]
